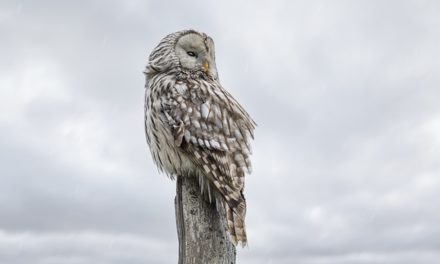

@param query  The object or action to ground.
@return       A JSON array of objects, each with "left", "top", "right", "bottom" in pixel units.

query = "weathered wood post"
[{"left": 175, "top": 175, "right": 236, "bottom": 264}]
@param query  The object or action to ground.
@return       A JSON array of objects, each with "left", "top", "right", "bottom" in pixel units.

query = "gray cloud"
[{"left": 1, "top": 0, "right": 440, "bottom": 263}]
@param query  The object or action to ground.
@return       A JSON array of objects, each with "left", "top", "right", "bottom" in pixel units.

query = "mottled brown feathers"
[{"left": 144, "top": 30, "right": 255, "bottom": 246}]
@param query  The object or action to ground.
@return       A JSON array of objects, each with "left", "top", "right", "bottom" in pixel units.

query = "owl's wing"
[{"left": 161, "top": 79, "right": 255, "bottom": 209}]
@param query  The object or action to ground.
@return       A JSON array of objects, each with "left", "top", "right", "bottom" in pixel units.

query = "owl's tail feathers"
[{"left": 225, "top": 201, "right": 247, "bottom": 247}]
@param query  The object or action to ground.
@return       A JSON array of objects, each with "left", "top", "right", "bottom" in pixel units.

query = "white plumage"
[{"left": 144, "top": 29, "right": 255, "bottom": 246}]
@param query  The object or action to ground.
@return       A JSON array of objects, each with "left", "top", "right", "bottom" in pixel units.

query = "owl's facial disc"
[{"left": 175, "top": 33, "right": 217, "bottom": 78}]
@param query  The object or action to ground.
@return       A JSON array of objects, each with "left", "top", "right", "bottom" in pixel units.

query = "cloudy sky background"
[{"left": 1, "top": 0, "right": 440, "bottom": 263}]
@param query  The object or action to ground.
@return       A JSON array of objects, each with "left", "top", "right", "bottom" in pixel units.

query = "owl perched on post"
[{"left": 144, "top": 29, "right": 255, "bottom": 246}]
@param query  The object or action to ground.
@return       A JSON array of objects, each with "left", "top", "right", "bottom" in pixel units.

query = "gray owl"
[{"left": 144, "top": 29, "right": 255, "bottom": 246}]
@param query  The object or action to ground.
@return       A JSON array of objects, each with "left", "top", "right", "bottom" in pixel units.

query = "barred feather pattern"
[{"left": 144, "top": 30, "right": 255, "bottom": 246}]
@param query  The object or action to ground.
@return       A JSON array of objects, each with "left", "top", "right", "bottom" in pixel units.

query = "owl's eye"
[{"left": 187, "top": 51, "right": 197, "bottom": 57}]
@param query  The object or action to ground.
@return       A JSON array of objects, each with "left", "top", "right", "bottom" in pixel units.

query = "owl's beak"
[{"left": 202, "top": 61, "right": 209, "bottom": 73}]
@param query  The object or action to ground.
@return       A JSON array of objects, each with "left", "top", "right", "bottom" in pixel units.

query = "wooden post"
[{"left": 175, "top": 175, "right": 236, "bottom": 264}]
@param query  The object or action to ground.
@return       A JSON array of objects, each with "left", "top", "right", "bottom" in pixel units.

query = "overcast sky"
[{"left": 1, "top": 0, "right": 440, "bottom": 263}]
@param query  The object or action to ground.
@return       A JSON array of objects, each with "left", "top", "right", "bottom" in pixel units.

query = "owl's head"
[
  {"left": 174, "top": 32, "right": 218, "bottom": 79},
  {"left": 146, "top": 30, "right": 218, "bottom": 80}
]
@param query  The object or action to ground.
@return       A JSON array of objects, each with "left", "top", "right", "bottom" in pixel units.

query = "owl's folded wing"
[{"left": 160, "top": 79, "right": 255, "bottom": 206}]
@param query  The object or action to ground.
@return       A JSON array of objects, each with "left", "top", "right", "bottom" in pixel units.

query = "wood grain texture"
[{"left": 175, "top": 175, "right": 236, "bottom": 264}]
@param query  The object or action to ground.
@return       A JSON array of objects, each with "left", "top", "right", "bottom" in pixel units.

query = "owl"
[{"left": 144, "top": 29, "right": 255, "bottom": 246}]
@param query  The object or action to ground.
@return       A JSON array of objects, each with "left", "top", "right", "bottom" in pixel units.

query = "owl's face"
[{"left": 175, "top": 33, "right": 218, "bottom": 79}]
